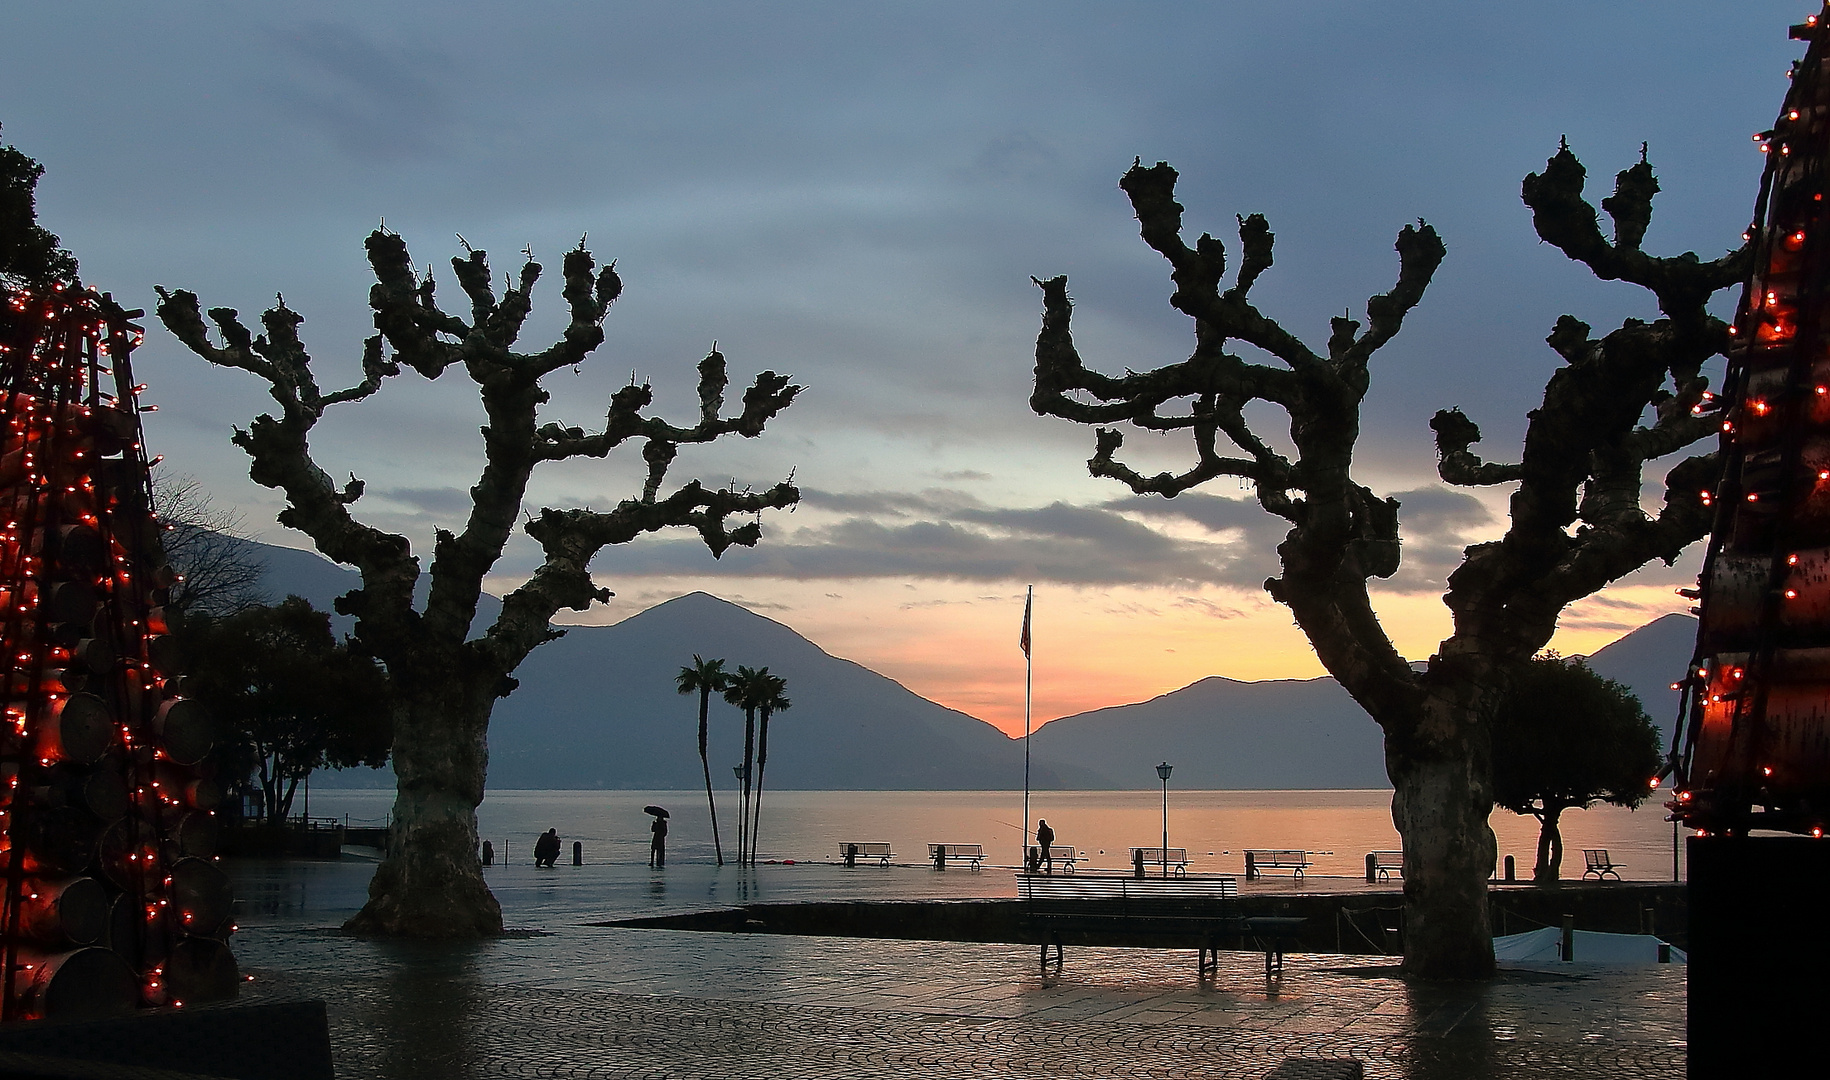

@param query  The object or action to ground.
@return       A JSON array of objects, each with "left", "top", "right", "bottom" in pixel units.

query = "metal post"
[
  {"left": 1156, "top": 761, "right": 1173, "bottom": 879},
  {"left": 1023, "top": 586, "right": 1033, "bottom": 872}
]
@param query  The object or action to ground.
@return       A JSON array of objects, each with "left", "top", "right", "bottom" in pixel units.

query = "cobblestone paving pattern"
[{"left": 233, "top": 923, "right": 1685, "bottom": 1080}]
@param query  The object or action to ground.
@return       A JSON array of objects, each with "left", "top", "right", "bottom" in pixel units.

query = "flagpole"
[{"left": 1022, "top": 585, "right": 1033, "bottom": 871}]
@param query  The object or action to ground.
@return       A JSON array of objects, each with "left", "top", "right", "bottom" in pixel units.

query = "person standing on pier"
[
  {"left": 1035, "top": 819, "right": 1055, "bottom": 874},
  {"left": 650, "top": 814, "right": 669, "bottom": 867}
]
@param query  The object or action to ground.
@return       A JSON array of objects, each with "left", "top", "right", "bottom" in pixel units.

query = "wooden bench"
[
  {"left": 1020, "top": 873, "right": 1305, "bottom": 977},
  {"left": 1366, "top": 851, "right": 1403, "bottom": 882},
  {"left": 1245, "top": 850, "right": 1312, "bottom": 880},
  {"left": 927, "top": 843, "right": 984, "bottom": 869},
  {"left": 1026, "top": 844, "right": 1079, "bottom": 872},
  {"left": 1582, "top": 848, "right": 1622, "bottom": 881},
  {"left": 1130, "top": 846, "right": 1190, "bottom": 875},
  {"left": 840, "top": 841, "right": 894, "bottom": 867}
]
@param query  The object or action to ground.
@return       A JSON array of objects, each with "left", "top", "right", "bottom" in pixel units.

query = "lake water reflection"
[{"left": 305, "top": 787, "right": 1686, "bottom": 881}]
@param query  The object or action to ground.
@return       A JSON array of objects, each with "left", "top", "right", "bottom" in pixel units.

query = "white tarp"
[{"left": 1493, "top": 926, "right": 1686, "bottom": 965}]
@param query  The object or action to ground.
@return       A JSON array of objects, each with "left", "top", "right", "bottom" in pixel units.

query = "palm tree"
[
  {"left": 675, "top": 655, "right": 729, "bottom": 866},
  {"left": 722, "top": 665, "right": 767, "bottom": 867},
  {"left": 749, "top": 673, "right": 790, "bottom": 868}
]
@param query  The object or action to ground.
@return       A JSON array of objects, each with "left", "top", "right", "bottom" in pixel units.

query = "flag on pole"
[{"left": 1020, "top": 588, "right": 1032, "bottom": 657}]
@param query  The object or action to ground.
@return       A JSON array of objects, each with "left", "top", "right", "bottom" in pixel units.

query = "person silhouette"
[
  {"left": 650, "top": 814, "right": 669, "bottom": 867},
  {"left": 534, "top": 828, "right": 560, "bottom": 868},
  {"left": 1035, "top": 819, "right": 1055, "bottom": 874}
]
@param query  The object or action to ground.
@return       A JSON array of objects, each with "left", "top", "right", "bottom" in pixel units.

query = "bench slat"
[
  {"left": 1128, "top": 847, "right": 1189, "bottom": 862},
  {"left": 1582, "top": 848, "right": 1621, "bottom": 880},
  {"left": 840, "top": 842, "right": 895, "bottom": 864},
  {"left": 927, "top": 844, "right": 984, "bottom": 856}
]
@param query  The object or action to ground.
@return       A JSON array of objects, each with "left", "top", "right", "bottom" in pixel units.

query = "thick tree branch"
[
  {"left": 482, "top": 480, "right": 800, "bottom": 675},
  {"left": 1522, "top": 144, "right": 1752, "bottom": 322},
  {"left": 533, "top": 351, "right": 801, "bottom": 464},
  {"left": 1432, "top": 409, "right": 1525, "bottom": 486},
  {"left": 159, "top": 230, "right": 801, "bottom": 679}
]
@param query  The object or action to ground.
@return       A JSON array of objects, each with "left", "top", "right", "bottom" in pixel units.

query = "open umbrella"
[{"left": 643, "top": 805, "right": 670, "bottom": 818}]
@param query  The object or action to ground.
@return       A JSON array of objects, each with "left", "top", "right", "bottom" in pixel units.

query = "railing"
[{"left": 1018, "top": 871, "right": 1238, "bottom": 901}]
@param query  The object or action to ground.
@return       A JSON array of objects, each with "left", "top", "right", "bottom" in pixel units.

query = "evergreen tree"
[{"left": 1492, "top": 655, "right": 1662, "bottom": 882}]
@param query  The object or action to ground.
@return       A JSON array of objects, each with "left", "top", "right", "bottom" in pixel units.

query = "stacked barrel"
[
  {"left": 0, "top": 280, "right": 235, "bottom": 1020},
  {"left": 1679, "top": 13, "right": 1830, "bottom": 837}
]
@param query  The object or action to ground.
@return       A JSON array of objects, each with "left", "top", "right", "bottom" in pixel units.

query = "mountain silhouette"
[
  {"left": 236, "top": 533, "right": 1690, "bottom": 789},
  {"left": 1581, "top": 612, "right": 1697, "bottom": 740},
  {"left": 486, "top": 592, "right": 1101, "bottom": 789},
  {"left": 1029, "top": 675, "right": 1389, "bottom": 789}
]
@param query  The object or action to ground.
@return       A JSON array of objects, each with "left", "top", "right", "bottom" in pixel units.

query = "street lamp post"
[{"left": 1156, "top": 761, "right": 1173, "bottom": 879}]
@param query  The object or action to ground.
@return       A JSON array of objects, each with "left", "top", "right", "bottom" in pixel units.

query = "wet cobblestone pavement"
[{"left": 225, "top": 858, "right": 1686, "bottom": 1079}]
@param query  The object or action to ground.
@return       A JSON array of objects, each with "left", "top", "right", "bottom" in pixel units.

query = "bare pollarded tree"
[
  {"left": 157, "top": 231, "right": 799, "bottom": 937},
  {"left": 151, "top": 471, "right": 268, "bottom": 617},
  {"left": 1032, "top": 150, "right": 1742, "bottom": 978}
]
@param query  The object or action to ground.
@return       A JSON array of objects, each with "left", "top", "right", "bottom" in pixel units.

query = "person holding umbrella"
[{"left": 645, "top": 805, "right": 670, "bottom": 867}]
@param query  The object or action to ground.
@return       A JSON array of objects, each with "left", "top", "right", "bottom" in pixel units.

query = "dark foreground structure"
[
  {"left": 1687, "top": 837, "right": 1830, "bottom": 1078},
  {"left": 0, "top": 1000, "right": 332, "bottom": 1079},
  {"left": 0, "top": 277, "right": 236, "bottom": 1017},
  {"left": 1669, "top": 9, "right": 1830, "bottom": 1078},
  {"left": 606, "top": 879, "right": 1687, "bottom": 969}
]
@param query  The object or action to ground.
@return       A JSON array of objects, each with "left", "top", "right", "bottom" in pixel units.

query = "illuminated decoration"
[
  {"left": 0, "top": 278, "right": 235, "bottom": 1020},
  {"left": 1676, "top": 8, "right": 1830, "bottom": 837}
]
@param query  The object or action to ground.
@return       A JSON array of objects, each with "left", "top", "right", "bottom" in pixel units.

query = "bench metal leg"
[
  {"left": 1198, "top": 945, "right": 1218, "bottom": 979},
  {"left": 1264, "top": 947, "right": 1284, "bottom": 978}
]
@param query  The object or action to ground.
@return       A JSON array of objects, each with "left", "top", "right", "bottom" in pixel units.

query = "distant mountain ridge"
[{"left": 235, "top": 534, "right": 1698, "bottom": 790}]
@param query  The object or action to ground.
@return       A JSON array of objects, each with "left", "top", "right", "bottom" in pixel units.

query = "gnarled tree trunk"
[
  {"left": 1388, "top": 699, "right": 1500, "bottom": 976},
  {"left": 157, "top": 230, "right": 800, "bottom": 936},
  {"left": 1032, "top": 150, "right": 1742, "bottom": 977},
  {"left": 347, "top": 679, "right": 500, "bottom": 936},
  {"left": 1533, "top": 802, "right": 1568, "bottom": 884}
]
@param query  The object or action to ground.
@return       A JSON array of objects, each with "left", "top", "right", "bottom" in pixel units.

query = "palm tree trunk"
[
  {"left": 699, "top": 688, "right": 723, "bottom": 866},
  {"left": 751, "top": 708, "right": 771, "bottom": 868},
  {"left": 739, "top": 707, "right": 756, "bottom": 866}
]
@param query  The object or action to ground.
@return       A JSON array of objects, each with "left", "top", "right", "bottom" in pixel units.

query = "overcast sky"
[{"left": 2, "top": 2, "right": 1806, "bottom": 732}]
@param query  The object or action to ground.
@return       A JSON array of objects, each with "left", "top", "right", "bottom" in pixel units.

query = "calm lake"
[{"left": 305, "top": 788, "right": 1687, "bottom": 882}]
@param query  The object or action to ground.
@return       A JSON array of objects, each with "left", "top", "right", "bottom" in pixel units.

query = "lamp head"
[{"left": 1156, "top": 761, "right": 1174, "bottom": 781}]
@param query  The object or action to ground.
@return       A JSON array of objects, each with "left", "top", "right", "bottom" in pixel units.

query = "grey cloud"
[
  {"left": 1108, "top": 491, "right": 1288, "bottom": 536},
  {"left": 1390, "top": 486, "right": 1493, "bottom": 533},
  {"left": 1582, "top": 594, "right": 1663, "bottom": 612},
  {"left": 1558, "top": 617, "right": 1639, "bottom": 633},
  {"left": 380, "top": 486, "right": 475, "bottom": 516},
  {"left": 1380, "top": 486, "right": 1496, "bottom": 594},
  {"left": 964, "top": 131, "right": 1062, "bottom": 184},
  {"left": 583, "top": 483, "right": 1501, "bottom": 593},
  {"left": 1172, "top": 596, "right": 1251, "bottom": 619},
  {"left": 797, "top": 487, "right": 982, "bottom": 518},
  {"left": 265, "top": 21, "right": 462, "bottom": 160},
  {"left": 579, "top": 492, "right": 1256, "bottom": 589}
]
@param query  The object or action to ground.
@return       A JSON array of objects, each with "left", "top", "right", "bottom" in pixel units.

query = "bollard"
[
  {"left": 1657, "top": 940, "right": 1671, "bottom": 964},
  {"left": 1365, "top": 853, "right": 1377, "bottom": 883},
  {"left": 845, "top": 843, "right": 858, "bottom": 869},
  {"left": 481, "top": 840, "right": 494, "bottom": 866},
  {"left": 1561, "top": 915, "right": 1575, "bottom": 961},
  {"left": 1245, "top": 851, "right": 1258, "bottom": 880},
  {"left": 934, "top": 844, "right": 946, "bottom": 870},
  {"left": 1134, "top": 848, "right": 1146, "bottom": 879},
  {"left": 572, "top": 841, "right": 582, "bottom": 866},
  {"left": 1504, "top": 854, "right": 1515, "bottom": 882}
]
